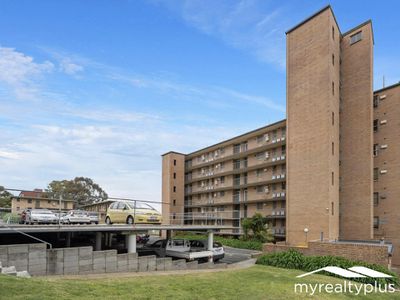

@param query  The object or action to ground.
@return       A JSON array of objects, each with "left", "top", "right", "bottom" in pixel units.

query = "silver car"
[
  {"left": 87, "top": 212, "right": 99, "bottom": 224},
  {"left": 61, "top": 210, "right": 91, "bottom": 224},
  {"left": 26, "top": 209, "right": 58, "bottom": 224}
]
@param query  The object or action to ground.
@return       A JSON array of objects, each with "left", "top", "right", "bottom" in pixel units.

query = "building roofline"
[
  {"left": 342, "top": 19, "right": 374, "bottom": 44},
  {"left": 374, "top": 82, "right": 400, "bottom": 94},
  {"left": 11, "top": 196, "right": 77, "bottom": 202},
  {"left": 286, "top": 5, "right": 341, "bottom": 35},
  {"left": 161, "top": 151, "right": 186, "bottom": 157},
  {"left": 186, "top": 119, "right": 287, "bottom": 157}
]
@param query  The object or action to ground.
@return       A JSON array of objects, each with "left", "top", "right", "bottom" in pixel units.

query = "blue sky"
[{"left": 0, "top": 0, "right": 399, "bottom": 200}]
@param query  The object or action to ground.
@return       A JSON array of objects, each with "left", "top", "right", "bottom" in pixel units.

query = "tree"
[
  {"left": 44, "top": 177, "right": 108, "bottom": 207},
  {"left": 0, "top": 186, "right": 13, "bottom": 208},
  {"left": 241, "top": 213, "right": 274, "bottom": 243}
]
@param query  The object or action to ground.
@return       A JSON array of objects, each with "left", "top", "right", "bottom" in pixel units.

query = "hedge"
[{"left": 256, "top": 249, "right": 399, "bottom": 286}]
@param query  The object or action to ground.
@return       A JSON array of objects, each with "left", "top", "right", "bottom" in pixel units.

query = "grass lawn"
[{"left": 0, "top": 265, "right": 398, "bottom": 299}]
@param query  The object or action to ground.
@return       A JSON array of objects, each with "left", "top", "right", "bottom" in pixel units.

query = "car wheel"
[
  {"left": 126, "top": 216, "right": 134, "bottom": 225},
  {"left": 105, "top": 217, "right": 112, "bottom": 225}
]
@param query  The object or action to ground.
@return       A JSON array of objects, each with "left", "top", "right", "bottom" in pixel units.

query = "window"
[
  {"left": 373, "top": 95, "right": 379, "bottom": 108},
  {"left": 173, "top": 199, "right": 176, "bottom": 206},
  {"left": 220, "top": 191, "right": 225, "bottom": 197},
  {"left": 256, "top": 186, "right": 264, "bottom": 193},
  {"left": 350, "top": 31, "right": 362, "bottom": 44},
  {"left": 173, "top": 186, "right": 176, "bottom": 192},
  {"left": 256, "top": 202, "right": 263, "bottom": 210},
  {"left": 373, "top": 192, "right": 379, "bottom": 206},
  {"left": 233, "top": 144, "right": 241, "bottom": 154},
  {"left": 373, "top": 216, "right": 379, "bottom": 229},
  {"left": 373, "top": 144, "right": 379, "bottom": 157},
  {"left": 331, "top": 202, "right": 334, "bottom": 216},
  {"left": 332, "top": 82, "right": 335, "bottom": 95},
  {"left": 373, "top": 119, "right": 379, "bottom": 132},
  {"left": 332, "top": 112, "right": 335, "bottom": 125},
  {"left": 220, "top": 176, "right": 225, "bottom": 184},
  {"left": 332, "top": 142, "right": 334, "bottom": 155},
  {"left": 332, "top": 26, "right": 335, "bottom": 40},
  {"left": 28, "top": 199, "right": 32, "bottom": 204},
  {"left": 273, "top": 201, "right": 277, "bottom": 209},
  {"left": 173, "top": 159, "right": 177, "bottom": 166},
  {"left": 281, "top": 182, "right": 286, "bottom": 190},
  {"left": 374, "top": 168, "right": 379, "bottom": 181},
  {"left": 331, "top": 172, "right": 334, "bottom": 185},
  {"left": 173, "top": 172, "right": 176, "bottom": 179},
  {"left": 332, "top": 54, "right": 335, "bottom": 66}
]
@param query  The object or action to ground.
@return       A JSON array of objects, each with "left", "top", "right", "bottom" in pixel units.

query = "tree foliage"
[
  {"left": 241, "top": 213, "right": 274, "bottom": 243},
  {"left": 44, "top": 177, "right": 108, "bottom": 207},
  {"left": 0, "top": 186, "right": 13, "bottom": 208}
]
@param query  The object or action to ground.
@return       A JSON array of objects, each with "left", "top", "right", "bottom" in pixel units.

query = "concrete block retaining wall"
[{"left": 0, "top": 243, "right": 227, "bottom": 276}]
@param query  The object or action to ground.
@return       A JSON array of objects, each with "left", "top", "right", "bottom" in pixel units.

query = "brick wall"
[{"left": 262, "top": 241, "right": 390, "bottom": 267}]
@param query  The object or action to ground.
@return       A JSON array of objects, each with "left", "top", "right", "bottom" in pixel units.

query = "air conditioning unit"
[
  {"left": 265, "top": 152, "right": 270, "bottom": 159},
  {"left": 272, "top": 193, "right": 276, "bottom": 198},
  {"left": 272, "top": 175, "right": 276, "bottom": 180},
  {"left": 281, "top": 137, "right": 286, "bottom": 141},
  {"left": 281, "top": 174, "right": 286, "bottom": 178},
  {"left": 201, "top": 182, "right": 205, "bottom": 187},
  {"left": 380, "top": 170, "right": 388, "bottom": 174},
  {"left": 201, "top": 169, "right": 205, "bottom": 174},
  {"left": 380, "top": 95, "right": 386, "bottom": 100},
  {"left": 272, "top": 211, "right": 276, "bottom": 216},
  {"left": 272, "top": 140, "right": 276, "bottom": 143},
  {"left": 272, "top": 158, "right": 276, "bottom": 162},
  {"left": 276, "top": 157, "right": 281, "bottom": 161},
  {"left": 281, "top": 192, "right": 286, "bottom": 197},
  {"left": 277, "top": 138, "right": 281, "bottom": 142},
  {"left": 277, "top": 174, "right": 281, "bottom": 179},
  {"left": 201, "top": 155, "right": 205, "bottom": 161},
  {"left": 380, "top": 120, "right": 387, "bottom": 125},
  {"left": 265, "top": 134, "right": 269, "bottom": 141},
  {"left": 380, "top": 145, "right": 388, "bottom": 149},
  {"left": 281, "top": 155, "right": 285, "bottom": 160},
  {"left": 264, "top": 187, "right": 269, "bottom": 193}
]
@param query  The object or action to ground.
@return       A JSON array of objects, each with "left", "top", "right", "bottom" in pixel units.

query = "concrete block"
[
  {"left": 0, "top": 246, "right": 8, "bottom": 256},
  {"left": 29, "top": 244, "right": 46, "bottom": 251},
  {"left": 63, "top": 267, "right": 79, "bottom": 275},
  {"left": 172, "top": 259, "right": 187, "bottom": 270},
  {"left": 78, "top": 247, "right": 93, "bottom": 260},
  {"left": 16, "top": 271, "right": 31, "bottom": 278},
  {"left": 127, "top": 253, "right": 138, "bottom": 259},
  {"left": 79, "top": 259, "right": 92, "bottom": 267},
  {"left": 164, "top": 258, "right": 172, "bottom": 271},
  {"left": 156, "top": 258, "right": 165, "bottom": 271},
  {"left": 186, "top": 261, "right": 198, "bottom": 270},
  {"left": 198, "top": 262, "right": 214, "bottom": 269},
  {"left": 64, "top": 248, "right": 79, "bottom": 257},
  {"left": 106, "top": 264, "right": 117, "bottom": 273},
  {"left": 2, "top": 266, "right": 17, "bottom": 275},
  {"left": 9, "top": 252, "right": 28, "bottom": 261},
  {"left": 147, "top": 255, "right": 156, "bottom": 272},
  {"left": 28, "top": 265, "right": 47, "bottom": 276},
  {"left": 105, "top": 250, "right": 117, "bottom": 258},
  {"left": 93, "top": 251, "right": 106, "bottom": 259},
  {"left": 47, "top": 263, "right": 64, "bottom": 275},
  {"left": 128, "top": 258, "right": 138, "bottom": 272},
  {"left": 138, "top": 257, "right": 148, "bottom": 272},
  {"left": 79, "top": 264, "right": 93, "bottom": 273},
  {"left": 8, "top": 245, "right": 28, "bottom": 254}
]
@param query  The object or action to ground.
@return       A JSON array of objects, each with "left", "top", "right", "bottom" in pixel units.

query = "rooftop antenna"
[{"left": 383, "top": 76, "right": 385, "bottom": 88}]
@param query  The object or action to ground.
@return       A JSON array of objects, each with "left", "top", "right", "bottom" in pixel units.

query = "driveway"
[{"left": 219, "top": 246, "right": 261, "bottom": 264}]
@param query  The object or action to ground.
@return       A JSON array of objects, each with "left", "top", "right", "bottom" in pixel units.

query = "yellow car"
[{"left": 105, "top": 201, "right": 162, "bottom": 225}]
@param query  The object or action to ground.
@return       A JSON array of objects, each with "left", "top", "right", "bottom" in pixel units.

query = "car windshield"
[
  {"left": 88, "top": 212, "right": 98, "bottom": 216},
  {"left": 31, "top": 210, "right": 53, "bottom": 214},
  {"left": 126, "top": 202, "right": 156, "bottom": 210}
]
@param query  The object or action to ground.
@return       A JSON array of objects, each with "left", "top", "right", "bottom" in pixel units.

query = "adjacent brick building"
[{"left": 161, "top": 6, "right": 400, "bottom": 264}]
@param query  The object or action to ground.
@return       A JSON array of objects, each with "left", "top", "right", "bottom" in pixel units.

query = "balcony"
[{"left": 266, "top": 210, "right": 286, "bottom": 219}]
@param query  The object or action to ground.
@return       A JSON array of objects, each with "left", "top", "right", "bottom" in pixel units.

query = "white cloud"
[
  {"left": 0, "top": 46, "right": 54, "bottom": 98},
  {"left": 59, "top": 58, "right": 84, "bottom": 75},
  {"left": 154, "top": 0, "right": 288, "bottom": 69}
]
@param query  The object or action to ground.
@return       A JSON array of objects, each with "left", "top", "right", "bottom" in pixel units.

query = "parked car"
[
  {"left": 25, "top": 209, "right": 58, "bottom": 224},
  {"left": 189, "top": 240, "right": 225, "bottom": 262},
  {"left": 53, "top": 211, "right": 67, "bottom": 222},
  {"left": 61, "top": 210, "right": 91, "bottom": 224},
  {"left": 87, "top": 212, "right": 99, "bottom": 224},
  {"left": 105, "top": 201, "right": 162, "bottom": 225}
]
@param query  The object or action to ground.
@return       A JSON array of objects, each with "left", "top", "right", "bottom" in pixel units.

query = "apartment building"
[
  {"left": 11, "top": 189, "right": 75, "bottom": 214},
  {"left": 161, "top": 6, "right": 400, "bottom": 264}
]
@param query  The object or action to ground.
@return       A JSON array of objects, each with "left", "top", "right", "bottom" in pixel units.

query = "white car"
[
  {"left": 61, "top": 210, "right": 91, "bottom": 224},
  {"left": 189, "top": 240, "right": 225, "bottom": 262},
  {"left": 26, "top": 209, "right": 58, "bottom": 224}
]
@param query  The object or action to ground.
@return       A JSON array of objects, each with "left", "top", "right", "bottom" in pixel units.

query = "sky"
[{"left": 0, "top": 0, "right": 399, "bottom": 201}]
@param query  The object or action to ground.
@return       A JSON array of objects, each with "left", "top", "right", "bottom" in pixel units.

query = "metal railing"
[{"left": 169, "top": 210, "right": 242, "bottom": 226}]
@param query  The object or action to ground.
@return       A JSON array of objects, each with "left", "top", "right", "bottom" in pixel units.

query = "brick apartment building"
[
  {"left": 161, "top": 6, "right": 400, "bottom": 264},
  {"left": 11, "top": 189, "right": 75, "bottom": 214}
]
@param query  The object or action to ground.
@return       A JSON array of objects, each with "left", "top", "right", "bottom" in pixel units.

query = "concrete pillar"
[
  {"left": 96, "top": 232, "right": 102, "bottom": 251},
  {"left": 207, "top": 231, "right": 214, "bottom": 262},
  {"left": 107, "top": 233, "right": 113, "bottom": 247},
  {"left": 127, "top": 233, "right": 137, "bottom": 253},
  {"left": 166, "top": 230, "right": 172, "bottom": 240},
  {"left": 66, "top": 232, "right": 71, "bottom": 247}
]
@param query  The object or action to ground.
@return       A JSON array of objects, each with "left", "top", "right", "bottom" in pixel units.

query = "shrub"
[
  {"left": 1, "top": 213, "right": 20, "bottom": 224},
  {"left": 256, "top": 250, "right": 399, "bottom": 286}
]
